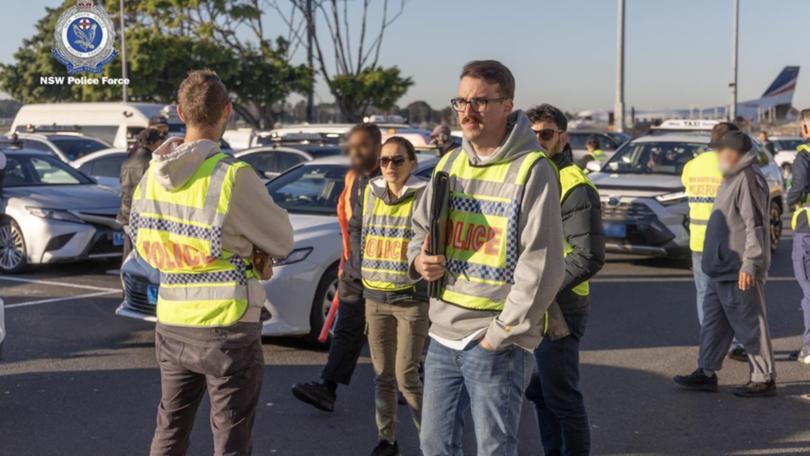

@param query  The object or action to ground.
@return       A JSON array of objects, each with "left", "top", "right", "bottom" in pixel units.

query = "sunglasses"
[
  {"left": 532, "top": 128, "right": 565, "bottom": 141},
  {"left": 380, "top": 156, "right": 408, "bottom": 168}
]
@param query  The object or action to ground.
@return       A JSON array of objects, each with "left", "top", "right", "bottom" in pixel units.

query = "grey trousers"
[
  {"left": 149, "top": 332, "right": 265, "bottom": 456},
  {"left": 698, "top": 280, "right": 775, "bottom": 383}
]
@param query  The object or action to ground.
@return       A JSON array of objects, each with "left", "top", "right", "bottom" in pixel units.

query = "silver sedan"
[{"left": 0, "top": 149, "right": 123, "bottom": 273}]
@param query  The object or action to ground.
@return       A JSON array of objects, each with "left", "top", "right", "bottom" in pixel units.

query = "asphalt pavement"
[{"left": 2, "top": 232, "right": 810, "bottom": 456}]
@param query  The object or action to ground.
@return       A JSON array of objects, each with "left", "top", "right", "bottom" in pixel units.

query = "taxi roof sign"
[{"left": 652, "top": 119, "right": 721, "bottom": 131}]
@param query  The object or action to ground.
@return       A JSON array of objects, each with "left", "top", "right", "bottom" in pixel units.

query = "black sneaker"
[
  {"left": 291, "top": 381, "right": 336, "bottom": 412},
  {"left": 728, "top": 346, "right": 748, "bottom": 362},
  {"left": 673, "top": 369, "right": 718, "bottom": 392},
  {"left": 733, "top": 381, "right": 776, "bottom": 398},
  {"left": 370, "top": 440, "right": 399, "bottom": 456}
]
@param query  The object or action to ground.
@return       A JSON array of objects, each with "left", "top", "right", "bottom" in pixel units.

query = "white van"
[{"left": 10, "top": 102, "right": 185, "bottom": 148}]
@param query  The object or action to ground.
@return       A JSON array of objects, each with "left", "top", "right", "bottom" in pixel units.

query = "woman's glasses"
[{"left": 380, "top": 156, "right": 408, "bottom": 168}]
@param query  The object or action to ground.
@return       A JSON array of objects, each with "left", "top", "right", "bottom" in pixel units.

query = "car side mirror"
[{"left": 585, "top": 160, "right": 602, "bottom": 173}]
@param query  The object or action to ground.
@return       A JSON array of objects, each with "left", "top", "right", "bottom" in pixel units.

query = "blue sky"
[{"left": 2, "top": 0, "right": 808, "bottom": 113}]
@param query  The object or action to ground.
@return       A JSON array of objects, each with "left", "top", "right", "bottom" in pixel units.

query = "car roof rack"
[{"left": 16, "top": 123, "right": 83, "bottom": 134}]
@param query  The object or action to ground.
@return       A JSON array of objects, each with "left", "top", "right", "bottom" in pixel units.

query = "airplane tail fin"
[{"left": 762, "top": 66, "right": 799, "bottom": 98}]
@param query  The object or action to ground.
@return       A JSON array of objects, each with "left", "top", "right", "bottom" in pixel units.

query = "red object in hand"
[{"left": 318, "top": 293, "right": 341, "bottom": 344}]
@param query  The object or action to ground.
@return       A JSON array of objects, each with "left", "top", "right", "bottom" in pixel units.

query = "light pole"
[
  {"left": 305, "top": 0, "right": 316, "bottom": 123},
  {"left": 120, "top": 0, "right": 128, "bottom": 102},
  {"left": 614, "top": 0, "right": 626, "bottom": 132},
  {"left": 730, "top": 0, "right": 739, "bottom": 121}
]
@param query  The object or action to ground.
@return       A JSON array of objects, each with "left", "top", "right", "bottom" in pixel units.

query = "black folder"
[{"left": 427, "top": 171, "right": 450, "bottom": 299}]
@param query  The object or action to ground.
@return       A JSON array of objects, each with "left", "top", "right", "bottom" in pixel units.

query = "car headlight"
[
  {"left": 26, "top": 207, "right": 84, "bottom": 223},
  {"left": 273, "top": 247, "right": 313, "bottom": 266},
  {"left": 655, "top": 191, "right": 688, "bottom": 206}
]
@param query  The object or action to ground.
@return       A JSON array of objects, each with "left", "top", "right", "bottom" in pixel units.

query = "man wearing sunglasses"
[
  {"left": 292, "top": 123, "right": 381, "bottom": 412},
  {"left": 524, "top": 104, "right": 605, "bottom": 456},
  {"left": 409, "top": 60, "right": 564, "bottom": 455}
]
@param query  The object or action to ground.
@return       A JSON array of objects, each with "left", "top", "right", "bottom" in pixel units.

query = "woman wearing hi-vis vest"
[{"left": 352, "top": 136, "right": 428, "bottom": 456}]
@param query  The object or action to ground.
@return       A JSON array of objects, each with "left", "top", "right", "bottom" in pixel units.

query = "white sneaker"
[{"left": 798, "top": 347, "right": 810, "bottom": 364}]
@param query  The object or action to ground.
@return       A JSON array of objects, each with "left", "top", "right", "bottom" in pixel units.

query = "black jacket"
[
  {"left": 116, "top": 146, "right": 152, "bottom": 225},
  {"left": 553, "top": 146, "right": 606, "bottom": 312},
  {"left": 788, "top": 141, "right": 810, "bottom": 233}
]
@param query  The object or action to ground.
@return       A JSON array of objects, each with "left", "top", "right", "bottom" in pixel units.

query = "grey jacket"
[
  {"left": 116, "top": 146, "right": 152, "bottom": 225},
  {"left": 702, "top": 151, "right": 770, "bottom": 281},
  {"left": 407, "top": 111, "right": 565, "bottom": 351}
]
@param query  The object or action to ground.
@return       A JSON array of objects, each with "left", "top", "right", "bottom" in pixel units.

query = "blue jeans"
[
  {"left": 792, "top": 232, "right": 810, "bottom": 350},
  {"left": 692, "top": 251, "right": 710, "bottom": 326},
  {"left": 420, "top": 339, "right": 533, "bottom": 456},
  {"left": 526, "top": 310, "right": 589, "bottom": 456}
]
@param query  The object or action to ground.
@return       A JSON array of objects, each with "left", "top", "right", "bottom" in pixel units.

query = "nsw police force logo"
[{"left": 52, "top": 1, "right": 118, "bottom": 74}]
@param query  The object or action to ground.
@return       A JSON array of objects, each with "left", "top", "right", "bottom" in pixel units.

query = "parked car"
[
  {"left": 771, "top": 136, "right": 804, "bottom": 183},
  {"left": 0, "top": 147, "right": 123, "bottom": 273},
  {"left": 12, "top": 129, "right": 110, "bottom": 164},
  {"left": 568, "top": 130, "right": 621, "bottom": 167},
  {"left": 235, "top": 144, "right": 343, "bottom": 180},
  {"left": 74, "top": 148, "right": 128, "bottom": 192},
  {"left": 587, "top": 120, "right": 784, "bottom": 259},
  {"left": 115, "top": 154, "right": 439, "bottom": 344}
]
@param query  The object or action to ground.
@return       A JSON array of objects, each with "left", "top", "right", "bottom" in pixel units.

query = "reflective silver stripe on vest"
[{"left": 158, "top": 283, "right": 249, "bottom": 301}]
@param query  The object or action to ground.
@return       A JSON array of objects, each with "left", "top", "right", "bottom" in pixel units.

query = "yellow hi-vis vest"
[
  {"left": 559, "top": 164, "right": 597, "bottom": 297},
  {"left": 130, "top": 152, "right": 256, "bottom": 327},
  {"left": 437, "top": 148, "right": 548, "bottom": 311},
  {"left": 360, "top": 182, "right": 419, "bottom": 292},
  {"left": 791, "top": 144, "right": 810, "bottom": 230},
  {"left": 592, "top": 149, "right": 607, "bottom": 161},
  {"left": 682, "top": 151, "right": 722, "bottom": 252}
]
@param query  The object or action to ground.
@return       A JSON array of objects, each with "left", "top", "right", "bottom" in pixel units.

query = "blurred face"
[
  {"left": 456, "top": 76, "right": 513, "bottom": 145},
  {"left": 802, "top": 119, "right": 810, "bottom": 140},
  {"left": 717, "top": 147, "right": 743, "bottom": 173},
  {"left": 531, "top": 120, "right": 567, "bottom": 156},
  {"left": 380, "top": 142, "right": 415, "bottom": 186},
  {"left": 347, "top": 130, "right": 380, "bottom": 173},
  {"left": 757, "top": 132, "right": 767, "bottom": 142}
]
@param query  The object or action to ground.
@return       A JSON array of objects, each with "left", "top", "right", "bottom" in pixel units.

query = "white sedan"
[
  {"left": 73, "top": 148, "right": 128, "bottom": 192},
  {"left": 116, "top": 154, "right": 439, "bottom": 345}
]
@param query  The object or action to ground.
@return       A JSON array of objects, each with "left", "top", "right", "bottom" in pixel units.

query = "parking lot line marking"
[
  {"left": 593, "top": 276, "right": 797, "bottom": 283},
  {"left": 0, "top": 276, "right": 120, "bottom": 292},
  {"left": 5, "top": 291, "right": 120, "bottom": 309}
]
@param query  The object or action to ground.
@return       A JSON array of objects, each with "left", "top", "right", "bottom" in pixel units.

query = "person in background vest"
[
  {"left": 117, "top": 127, "right": 166, "bottom": 261},
  {"left": 409, "top": 60, "right": 565, "bottom": 456},
  {"left": 292, "top": 124, "right": 382, "bottom": 411},
  {"left": 585, "top": 135, "right": 605, "bottom": 162},
  {"left": 681, "top": 122, "right": 747, "bottom": 362},
  {"left": 135, "top": 70, "right": 294, "bottom": 455},
  {"left": 523, "top": 104, "right": 605, "bottom": 456},
  {"left": 757, "top": 130, "right": 776, "bottom": 156},
  {"left": 674, "top": 130, "right": 775, "bottom": 398},
  {"left": 358, "top": 136, "right": 428, "bottom": 456},
  {"left": 788, "top": 108, "right": 810, "bottom": 364}
]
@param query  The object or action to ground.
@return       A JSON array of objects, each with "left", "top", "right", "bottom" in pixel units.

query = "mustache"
[{"left": 462, "top": 115, "right": 481, "bottom": 124}]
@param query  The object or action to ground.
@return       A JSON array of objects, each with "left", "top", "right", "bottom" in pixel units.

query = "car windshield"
[
  {"left": 602, "top": 141, "right": 710, "bottom": 175},
  {"left": 289, "top": 145, "right": 343, "bottom": 157},
  {"left": 4, "top": 153, "right": 94, "bottom": 187},
  {"left": 49, "top": 137, "right": 108, "bottom": 161},
  {"left": 266, "top": 164, "right": 346, "bottom": 215}
]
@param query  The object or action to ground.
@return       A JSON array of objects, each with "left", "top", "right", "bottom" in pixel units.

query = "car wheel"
[
  {"left": 770, "top": 200, "right": 783, "bottom": 253},
  {"left": 305, "top": 263, "right": 338, "bottom": 347},
  {"left": 0, "top": 218, "right": 27, "bottom": 273},
  {"left": 782, "top": 164, "right": 793, "bottom": 187}
]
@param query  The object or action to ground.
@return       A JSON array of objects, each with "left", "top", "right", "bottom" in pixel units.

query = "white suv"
[{"left": 589, "top": 120, "right": 784, "bottom": 258}]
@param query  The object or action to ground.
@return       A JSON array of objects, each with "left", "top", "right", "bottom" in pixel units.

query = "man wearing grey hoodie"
[
  {"left": 409, "top": 60, "right": 564, "bottom": 455},
  {"left": 673, "top": 130, "right": 776, "bottom": 398},
  {"left": 133, "top": 71, "right": 294, "bottom": 455}
]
